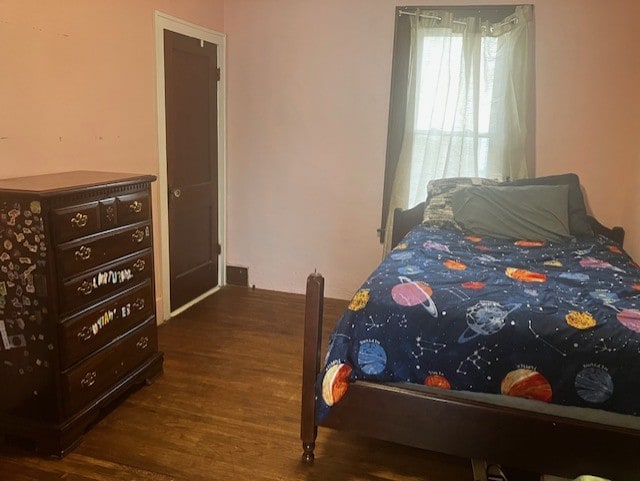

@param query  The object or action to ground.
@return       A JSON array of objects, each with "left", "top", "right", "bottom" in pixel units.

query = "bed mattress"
[{"left": 318, "top": 225, "right": 640, "bottom": 421}]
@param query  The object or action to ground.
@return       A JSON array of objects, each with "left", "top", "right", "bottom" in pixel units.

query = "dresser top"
[{"left": 0, "top": 171, "right": 156, "bottom": 196}]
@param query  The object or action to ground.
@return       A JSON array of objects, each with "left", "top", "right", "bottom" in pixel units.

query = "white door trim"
[{"left": 154, "top": 11, "right": 227, "bottom": 322}]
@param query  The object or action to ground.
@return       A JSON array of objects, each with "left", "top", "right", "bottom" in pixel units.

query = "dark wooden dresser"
[{"left": 0, "top": 171, "right": 164, "bottom": 456}]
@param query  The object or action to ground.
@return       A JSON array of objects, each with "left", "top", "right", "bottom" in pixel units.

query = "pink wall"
[
  {"left": 1, "top": 0, "right": 224, "bottom": 315},
  {"left": 3, "top": 1, "right": 638, "bottom": 304},
  {"left": 1, "top": 0, "right": 223, "bottom": 176},
  {"left": 224, "top": 1, "right": 394, "bottom": 299},
  {"left": 225, "top": 0, "right": 640, "bottom": 298},
  {"left": 534, "top": 1, "right": 640, "bottom": 237}
]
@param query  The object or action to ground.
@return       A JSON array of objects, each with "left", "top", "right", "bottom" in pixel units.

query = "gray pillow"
[
  {"left": 501, "top": 173, "right": 593, "bottom": 238},
  {"left": 451, "top": 185, "right": 573, "bottom": 243},
  {"left": 422, "top": 177, "right": 499, "bottom": 229}
]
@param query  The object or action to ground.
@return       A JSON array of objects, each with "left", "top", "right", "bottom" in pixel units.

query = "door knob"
[{"left": 169, "top": 187, "right": 182, "bottom": 198}]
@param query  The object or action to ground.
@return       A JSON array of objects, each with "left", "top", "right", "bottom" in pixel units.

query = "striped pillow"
[{"left": 422, "top": 177, "right": 499, "bottom": 228}]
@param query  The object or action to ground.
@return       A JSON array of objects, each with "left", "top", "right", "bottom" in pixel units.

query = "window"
[
  {"left": 409, "top": 33, "right": 498, "bottom": 203},
  {"left": 381, "top": 5, "right": 535, "bottom": 246}
]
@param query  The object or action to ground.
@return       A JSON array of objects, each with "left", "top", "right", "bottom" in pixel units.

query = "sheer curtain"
[{"left": 384, "top": 5, "right": 534, "bottom": 251}]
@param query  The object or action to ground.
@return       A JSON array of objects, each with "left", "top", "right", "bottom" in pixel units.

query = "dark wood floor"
[{"left": 1, "top": 286, "right": 472, "bottom": 480}]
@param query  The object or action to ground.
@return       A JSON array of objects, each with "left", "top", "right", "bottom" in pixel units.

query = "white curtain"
[{"left": 384, "top": 5, "right": 534, "bottom": 251}]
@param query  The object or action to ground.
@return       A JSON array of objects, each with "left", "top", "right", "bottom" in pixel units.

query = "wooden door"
[{"left": 164, "top": 30, "right": 219, "bottom": 311}]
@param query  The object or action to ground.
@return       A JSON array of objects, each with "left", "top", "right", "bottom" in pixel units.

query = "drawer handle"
[
  {"left": 77, "top": 280, "right": 93, "bottom": 296},
  {"left": 81, "top": 371, "right": 97, "bottom": 388},
  {"left": 133, "top": 259, "right": 146, "bottom": 272},
  {"left": 129, "top": 200, "right": 143, "bottom": 213},
  {"left": 74, "top": 245, "right": 92, "bottom": 261},
  {"left": 131, "top": 229, "right": 145, "bottom": 243},
  {"left": 105, "top": 205, "right": 116, "bottom": 223},
  {"left": 71, "top": 213, "right": 88, "bottom": 228},
  {"left": 77, "top": 326, "right": 93, "bottom": 342},
  {"left": 136, "top": 336, "right": 149, "bottom": 350},
  {"left": 132, "top": 298, "right": 145, "bottom": 311}
]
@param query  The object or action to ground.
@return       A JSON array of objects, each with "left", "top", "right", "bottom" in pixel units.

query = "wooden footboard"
[{"left": 301, "top": 271, "right": 640, "bottom": 480}]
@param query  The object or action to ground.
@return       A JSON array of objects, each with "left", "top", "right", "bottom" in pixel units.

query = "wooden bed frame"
[{"left": 300, "top": 204, "right": 635, "bottom": 480}]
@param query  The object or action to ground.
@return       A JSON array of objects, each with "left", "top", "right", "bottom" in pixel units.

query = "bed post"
[{"left": 300, "top": 272, "right": 324, "bottom": 463}]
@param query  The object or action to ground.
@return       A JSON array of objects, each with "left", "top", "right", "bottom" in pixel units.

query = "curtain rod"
[
  {"left": 398, "top": 9, "right": 519, "bottom": 30},
  {"left": 398, "top": 10, "right": 465, "bottom": 26}
]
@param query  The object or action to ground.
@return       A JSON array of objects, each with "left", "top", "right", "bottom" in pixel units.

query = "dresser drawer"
[
  {"left": 57, "top": 223, "right": 152, "bottom": 279},
  {"left": 53, "top": 202, "right": 100, "bottom": 243},
  {"left": 59, "top": 281, "right": 154, "bottom": 369},
  {"left": 62, "top": 318, "right": 157, "bottom": 415},
  {"left": 59, "top": 250, "right": 153, "bottom": 315},
  {"left": 116, "top": 191, "right": 151, "bottom": 226}
]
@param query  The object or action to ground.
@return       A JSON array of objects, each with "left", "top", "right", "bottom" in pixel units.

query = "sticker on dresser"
[{"left": 1, "top": 199, "right": 53, "bottom": 374}]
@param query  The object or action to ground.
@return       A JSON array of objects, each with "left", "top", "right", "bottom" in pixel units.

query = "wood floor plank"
[{"left": 1, "top": 286, "right": 471, "bottom": 480}]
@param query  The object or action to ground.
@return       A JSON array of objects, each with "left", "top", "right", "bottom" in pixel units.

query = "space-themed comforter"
[{"left": 318, "top": 225, "right": 640, "bottom": 420}]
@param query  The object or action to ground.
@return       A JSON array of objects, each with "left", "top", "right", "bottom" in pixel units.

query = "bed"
[{"left": 300, "top": 175, "right": 639, "bottom": 480}]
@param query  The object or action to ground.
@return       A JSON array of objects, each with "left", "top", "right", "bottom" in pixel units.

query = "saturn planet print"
[
  {"left": 391, "top": 277, "right": 438, "bottom": 317},
  {"left": 580, "top": 256, "right": 625, "bottom": 272},
  {"left": 457, "top": 301, "right": 520, "bottom": 343},
  {"left": 616, "top": 309, "right": 640, "bottom": 333}
]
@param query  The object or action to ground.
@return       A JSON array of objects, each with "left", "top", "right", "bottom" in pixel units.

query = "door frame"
[{"left": 154, "top": 11, "right": 227, "bottom": 321}]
